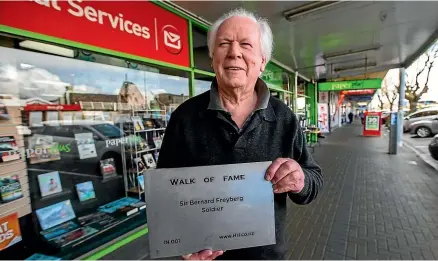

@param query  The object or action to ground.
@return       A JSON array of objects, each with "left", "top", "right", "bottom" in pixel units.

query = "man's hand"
[
  {"left": 182, "top": 250, "right": 224, "bottom": 260},
  {"left": 265, "top": 158, "right": 305, "bottom": 194}
]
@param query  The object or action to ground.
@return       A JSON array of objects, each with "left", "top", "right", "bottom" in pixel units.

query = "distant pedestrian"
[{"left": 348, "top": 112, "right": 353, "bottom": 124}]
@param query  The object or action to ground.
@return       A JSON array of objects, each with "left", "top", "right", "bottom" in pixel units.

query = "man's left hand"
[{"left": 265, "top": 158, "right": 305, "bottom": 194}]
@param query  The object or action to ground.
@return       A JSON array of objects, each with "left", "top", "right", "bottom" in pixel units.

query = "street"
[{"left": 403, "top": 133, "right": 438, "bottom": 171}]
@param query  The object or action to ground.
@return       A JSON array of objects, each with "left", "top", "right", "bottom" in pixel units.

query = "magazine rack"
[
  {"left": 0, "top": 106, "right": 31, "bottom": 219},
  {"left": 123, "top": 108, "right": 167, "bottom": 200}
]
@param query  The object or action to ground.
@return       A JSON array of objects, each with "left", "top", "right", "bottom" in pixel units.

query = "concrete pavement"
[{"left": 286, "top": 123, "right": 438, "bottom": 260}]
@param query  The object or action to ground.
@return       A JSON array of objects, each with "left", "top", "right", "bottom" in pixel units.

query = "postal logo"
[{"left": 162, "top": 25, "right": 182, "bottom": 55}]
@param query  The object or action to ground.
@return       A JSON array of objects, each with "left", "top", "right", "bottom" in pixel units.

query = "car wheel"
[{"left": 416, "top": 127, "right": 431, "bottom": 138}]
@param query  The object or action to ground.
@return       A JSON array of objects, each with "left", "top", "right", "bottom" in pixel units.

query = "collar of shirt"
[
  {"left": 200, "top": 77, "right": 276, "bottom": 132},
  {"left": 207, "top": 77, "right": 271, "bottom": 112}
]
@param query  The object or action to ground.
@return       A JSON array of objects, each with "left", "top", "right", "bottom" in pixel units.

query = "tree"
[
  {"left": 376, "top": 89, "right": 385, "bottom": 110},
  {"left": 394, "top": 44, "right": 438, "bottom": 113},
  {"left": 384, "top": 88, "right": 398, "bottom": 111}
]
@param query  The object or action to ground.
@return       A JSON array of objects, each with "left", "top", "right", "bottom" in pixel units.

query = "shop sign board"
[
  {"left": 340, "top": 89, "right": 375, "bottom": 96},
  {"left": 363, "top": 111, "right": 382, "bottom": 137},
  {"left": 0, "top": 1, "right": 189, "bottom": 67},
  {"left": 24, "top": 104, "right": 82, "bottom": 111},
  {"left": 318, "top": 79, "right": 382, "bottom": 91},
  {"left": 261, "top": 63, "right": 284, "bottom": 89},
  {"left": 0, "top": 213, "right": 22, "bottom": 251}
]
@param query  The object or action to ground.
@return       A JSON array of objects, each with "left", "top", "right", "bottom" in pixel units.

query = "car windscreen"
[{"left": 92, "top": 124, "right": 123, "bottom": 139}]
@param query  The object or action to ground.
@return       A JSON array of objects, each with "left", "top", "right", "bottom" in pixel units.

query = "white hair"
[{"left": 207, "top": 8, "right": 273, "bottom": 62}]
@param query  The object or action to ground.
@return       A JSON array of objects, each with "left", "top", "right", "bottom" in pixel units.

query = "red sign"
[
  {"left": 341, "top": 89, "right": 375, "bottom": 96},
  {"left": 0, "top": 213, "right": 22, "bottom": 251},
  {"left": 0, "top": 1, "right": 189, "bottom": 67},
  {"left": 24, "top": 104, "right": 82, "bottom": 111},
  {"left": 363, "top": 111, "right": 382, "bottom": 137}
]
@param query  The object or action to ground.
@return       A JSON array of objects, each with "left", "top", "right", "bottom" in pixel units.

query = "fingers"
[
  {"left": 182, "top": 250, "right": 224, "bottom": 260},
  {"left": 270, "top": 160, "right": 298, "bottom": 184},
  {"left": 209, "top": 250, "right": 225, "bottom": 260},
  {"left": 265, "top": 158, "right": 288, "bottom": 181},
  {"left": 197, "top": 250, "right": 214, "bottom": 260}
]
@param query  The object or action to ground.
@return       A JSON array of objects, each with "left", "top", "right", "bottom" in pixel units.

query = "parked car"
[
  {"left": 403, "top": 107, "right": 438, "bottom": 133},
  {"left": 28, "top": 120, "right": 145, "bottom": 175},
  {"left": 408, "top": 115, "right": 438, "bottom": 137},
  {"left": 429, "top": 134, "right": 438, "bottom": 160}
]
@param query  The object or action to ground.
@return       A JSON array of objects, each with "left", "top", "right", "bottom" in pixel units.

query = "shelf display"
[
  {"left": 40, "top": 221, "right": 79, "bottom": 241},
  {"left": 35, "top": 200, "right": 76, "bottom": 231},
  {"left": 0, "top": 136, "right": 20, "bottom": 163},
  {"left": 122, "top": 109, "right": 167, "bottom": 199},
  {"left": 97, "top": 197, "right": 139, "bottom": 214},
  {"left": 37, "top": 171, "right": 63, "bottom": 197},
  {"left": 0, "top": 175, "right": 23, "bottom": 203},
  {"left": 50, "top": 226, "right": 98, "bottom": 248},
  {"left": 75, "top": 181, "right": 96, "bottom": 202}
]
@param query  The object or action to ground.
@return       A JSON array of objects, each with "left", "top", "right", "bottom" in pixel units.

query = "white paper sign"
[{"left": 75, "top": 133, "right": 97, "bottom": 159}]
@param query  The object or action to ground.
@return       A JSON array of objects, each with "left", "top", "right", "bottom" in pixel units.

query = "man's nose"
[{"left": 227, "top": 41, "right": 242, "bottom": 59}]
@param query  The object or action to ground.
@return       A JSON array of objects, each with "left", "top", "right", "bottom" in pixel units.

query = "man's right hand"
[{"left": 182, "top": 250, "right": 224, "bottom": 260}]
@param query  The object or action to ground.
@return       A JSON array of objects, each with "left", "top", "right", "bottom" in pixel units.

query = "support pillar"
[
  {"left": 397, "top": 67, "right": 406, "bottom": 147},
  {"left": 293, "top": 73, "right": 298, "bottom": 112}
]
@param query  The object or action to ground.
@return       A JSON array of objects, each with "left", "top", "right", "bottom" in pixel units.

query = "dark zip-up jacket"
[{"left": 157, "top": 78, "right": 323, "bottom": 260}]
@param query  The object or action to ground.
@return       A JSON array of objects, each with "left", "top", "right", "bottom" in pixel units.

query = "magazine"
[
  {"left": 75, "top": 181, "right": 96, "bottom": 202},
  {"left": 36, "top": 200, "right": 76, "bottom": 231},
  {"left": 40, "top": 220, "right": 79, "bottom": 241},
  {"left": 97, "top": 197, "right": 139, "bottom": 214},
  {"left": 28, "top": 135, "right": 61, "bottom": 164},
  {"left": 50, "top": 226, "right": 98, "bottom": 248},
  {"left": 37, "top": 171, "right": 63, "bottom": 197},
  {"left": 131, "top": 116, "right": 145, "bottom": 131},
  {"left": 137, "top": 175, "right": 144, "bottom": 191},
  {"left": 143, "top": 153, "right": 156, "bottom": 169},
  {"left": 0, "top": 175, "right": 23, "bottom": 203},
  {"left": 75, "top": 133, "right": 97, "bottom": 159},
  {"left": 0, "top": 136, "right": 20, "bottom": 163},
  {"left": 100, "top": 158, "right": 117, "bottom": 179}
]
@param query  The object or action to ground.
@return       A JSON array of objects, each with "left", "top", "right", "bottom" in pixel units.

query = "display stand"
[
  {"left": 124, "top": 108, "right": 167, "bottom": 200},
  {"left": 0, "top": 106, "right": 31, "bottom": 219},
  {"left": 363, "top": 111, "right": 382, "bottom": 137}
]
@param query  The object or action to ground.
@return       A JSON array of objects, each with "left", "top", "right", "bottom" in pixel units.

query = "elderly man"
[{"left": 157, "top": 8, "right": 323, "bottom": 260}]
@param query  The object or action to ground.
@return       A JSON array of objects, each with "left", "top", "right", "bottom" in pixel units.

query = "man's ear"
[{"left": 260, "top": 56, "right": 267, "bottom": 73}]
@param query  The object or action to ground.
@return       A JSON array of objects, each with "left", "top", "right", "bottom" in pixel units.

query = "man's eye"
[
  {"left": 220, "top": 42, "right": 230, "bottom": 46},
  {"left": 241, "top": 43, "right": 252, "bottom": 47}
]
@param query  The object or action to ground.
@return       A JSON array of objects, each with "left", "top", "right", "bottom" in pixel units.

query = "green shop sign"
[
  {"left": 261, "top": 62, "right": 284, "bottom": 89},
  {"left": 318, "top": 78, "right": 382, "bottom": 91}
]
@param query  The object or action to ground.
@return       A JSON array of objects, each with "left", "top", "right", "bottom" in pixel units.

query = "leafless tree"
[
  {"left": 394, "top": 44, "right": 438, "bottom": 113},
  {"left": 376, "top": 89, "right": 385, "bottom": 110}
]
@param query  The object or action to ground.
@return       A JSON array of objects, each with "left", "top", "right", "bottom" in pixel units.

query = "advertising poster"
[
  {"left": 318, "top": 103, "right": 329, "bottom": 133},
  {"left": 365, "top": 115, "right": 380, "bottom": 131},
  {"left": 75, "top": 133, "right": 97, "bottom": 160},
  {"left": 0, "top": 213, "right": 22, "bottom": 251}
]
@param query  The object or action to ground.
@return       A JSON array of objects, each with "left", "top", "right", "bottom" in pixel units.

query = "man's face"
[{"left": 212, "top": 16, "right": 267, "bottom": 90}]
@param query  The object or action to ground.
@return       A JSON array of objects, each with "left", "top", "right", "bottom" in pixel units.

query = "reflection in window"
[
  {"left": 194, "top": 74, "right": 214, "bottom": 96},
  {"left": 0, "top": 46, "right": 189, "bottom": 114}
]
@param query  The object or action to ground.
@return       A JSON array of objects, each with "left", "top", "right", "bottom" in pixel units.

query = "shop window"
[
  {"left": 192, "top": 26, "right": 214, "bottom": 73},
  {"left": 0, "top": 34, "right": 188, "bottom": 259},
  {"left": 194, "top": 74, "right": 214, "bottom": 96}
]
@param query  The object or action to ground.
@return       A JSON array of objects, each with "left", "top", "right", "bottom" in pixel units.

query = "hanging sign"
[
  {"left": 261, "top": 63, "right": 284, "bottom": 89},
  {"left": 0, "top": 1, "right": 189, "bottom": 67},
  {"left": 318, "top": 79, "right": 382, "bottom": 91},
  {"left": 0, "top": 213, "right": 22, "bottom": 251}
]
